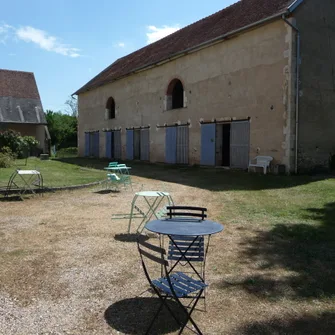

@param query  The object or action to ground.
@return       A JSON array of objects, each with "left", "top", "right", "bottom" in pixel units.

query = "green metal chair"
[
  {"left": 116, "top": 164, "right": 133, "bottom": 190},
  {"left": 106, "top": 173, "right": 122, "bottom": 191}
]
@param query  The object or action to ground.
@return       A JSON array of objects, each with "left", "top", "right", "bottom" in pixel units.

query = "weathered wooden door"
[
  {"left": 230, "top": 121, "right": 250, "bottom": 169},
  {"left": 165, "top": 127, "right": 177, "bottom": 164},
  {"left": 140, "top": 128, "right": 150, "bottom": 161},
  {"left": 176, "top": 126, "right": 189, "bottom": 164},
  {"left": 200, "top": 123, "right": 216, "bottom": 166}
]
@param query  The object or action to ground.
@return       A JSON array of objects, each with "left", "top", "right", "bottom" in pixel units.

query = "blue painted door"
[
  {"left": 200, "top": 123, "right": 216, "bottom": 166},
  {"left": 114, "top": 131, "right": 121, "bottom": 159},
  {"left": 85, "top": 133, "right": 90, "bottom": 156},
  {"left": 165, "top": 127, "right": 177, "bottom": 164},
  {"left": 126, "top": 129, "right": 134, "bottom": 160},
  {"left": 105, "top": 131, "right": 112, "bottom": 159}
]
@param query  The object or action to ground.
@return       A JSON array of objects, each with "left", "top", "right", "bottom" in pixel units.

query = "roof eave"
[
  {"left": 288, "top": 0, "right": 304, "bottom": 13},
  {"left": 75, "top": 8, "right": 295, "bottom": 95}
]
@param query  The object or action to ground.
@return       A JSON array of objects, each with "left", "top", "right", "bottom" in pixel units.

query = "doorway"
[
  {"left": 133, "top": 129, "right": 141, "bottom": 160},
  {"left": 201, "top": 120, "right": 250, "bottom": 168},
  {"left": 215, "top": 123, "right": 231, "bottom": 166}
]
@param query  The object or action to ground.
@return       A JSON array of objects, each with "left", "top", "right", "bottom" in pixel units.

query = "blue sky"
[{"left": 1, "top": 0, "right": 237, "bottom": 113}]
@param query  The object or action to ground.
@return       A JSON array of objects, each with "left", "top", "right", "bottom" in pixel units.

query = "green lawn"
[
  {"left": 0, "top": 157, "right": 106, "bottom": 188},
  {"left": 0, "top": 157, "right": 334, "bottom": 333}
]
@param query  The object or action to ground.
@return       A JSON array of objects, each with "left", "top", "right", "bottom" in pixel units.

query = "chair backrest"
[
  {"left": 166, "top": 206, "right": 207, "bottom": 220},
  {"left": 168, "top": 235, "right": 205, "bottom": 262},
  {"left": 107, "top": 173, "right": 120, "bottom": 181},
  {"left": 255, "top": 156, "right": 273, "bottom": 166},
  {"left": 137, "top": 236, "right": 168, "bottom": 284},
  {"left": 108, "top": 162, "right": 118, "bottom": 167}
]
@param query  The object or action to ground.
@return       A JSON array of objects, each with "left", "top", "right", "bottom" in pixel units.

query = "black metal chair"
[
  {"left": 166, "top": 206, "right": 207, "bottom": 220},
  {"left": 137, "top": 236, "right": 207, "bottom": 335},
  {"left": 165, "top": 206, "right": 209, "bottom": 310}
]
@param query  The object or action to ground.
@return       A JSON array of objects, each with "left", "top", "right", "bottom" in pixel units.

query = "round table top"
[
  {"left": 145, "top": 219, "right": 223, "bottom": 236},
  {"left": 135, "top": 191, "right": 170, "bottom": 197}
]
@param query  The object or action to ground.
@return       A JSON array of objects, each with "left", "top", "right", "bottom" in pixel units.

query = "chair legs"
[{"left": 146, "top": 288, "right": 204, "bottom": 335}]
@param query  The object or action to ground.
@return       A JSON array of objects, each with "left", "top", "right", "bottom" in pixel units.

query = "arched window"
[
  {"left": 166, "top": 79, "right": 184, "bottom": 110},
  {"left": 106, "top": 97, "right": 116, "bottom": 119}
]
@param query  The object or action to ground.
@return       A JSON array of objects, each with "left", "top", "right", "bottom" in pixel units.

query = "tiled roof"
[
  {"left": 0, "top": 69, "right": 46, "bottom": 124},
  {"left": 75, "top": 0, "right": 295, "bottom": 95},
  {"left": 0, "top": 69, "right": 41, "bottom": 99}
]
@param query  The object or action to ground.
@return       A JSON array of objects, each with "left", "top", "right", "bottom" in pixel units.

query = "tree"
[
  {"left": 64, "top": 96, "right": 78, "bottom": 117},
  {"left": 45, "top": 110, "right": 77, "bottom": 149}
]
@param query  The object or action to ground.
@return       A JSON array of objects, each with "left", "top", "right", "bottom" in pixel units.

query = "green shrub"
[
  {"left": 0, "top": 130, "right": 40, "bottom": 158},
  {"left": 0, "top": 130, "right": 22, "bottom": 154},
  {"left": 0, "top": 146, "right": 15, "bottom": 168},
  {"left": 56, "top": 147, "right": 78, "bottom": 158}
]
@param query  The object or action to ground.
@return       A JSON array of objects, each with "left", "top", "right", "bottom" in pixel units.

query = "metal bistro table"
[
  {"left": 5, "top": 169, "right": 43, "bottom": 199},
  {"left": 145, "top": 218, "right": 223, "bottom": 281},
  {"left": 104, "top": 165, "right": 132, "bottom": 189},
  {"left": 127, "top": 191, "right": 174, "bottom": 233}
]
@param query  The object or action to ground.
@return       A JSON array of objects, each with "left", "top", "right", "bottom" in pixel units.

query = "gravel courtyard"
[{"left": 1, "top": 172, "right": 334, "bottom": 334}]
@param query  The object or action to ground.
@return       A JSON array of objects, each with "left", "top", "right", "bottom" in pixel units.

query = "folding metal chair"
[
  {"left": 137, "top": 236, "right": 207, "bottom": 335},
  {"left": 165, "top": 206, "right": 209, "bottom": 310},
  {"left": 106, "top": 173, "right": 121, "bottom": 191},
  {"left": 116, "top": 164, "right": 133, "bottom": 190}
]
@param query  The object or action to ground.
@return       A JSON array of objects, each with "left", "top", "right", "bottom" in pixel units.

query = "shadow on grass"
[
  {"left": 223, "top": 202, "right": 335, "bottom": 300},
  {"left": 104, "top": 297, "right": 185, "bottom": 334},
  {"left": 234, "top": 312, "right": 335, "bottom": 335},
  {"left": 54, "top": 157, "right": 329, "bottom": 191},
  {"left": 114, "top": 233, "right": 149, "bottom": 243},
  {"left": 0, "top": 195, "right": 23, "bottom": 202}
]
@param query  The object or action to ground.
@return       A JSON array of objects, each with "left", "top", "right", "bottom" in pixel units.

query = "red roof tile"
[
  {"left": 0, "top": 69, "right": 41, "bottom": 99},
  {"left": 75, "top": 0, "right": 295, "bottom": 94}
]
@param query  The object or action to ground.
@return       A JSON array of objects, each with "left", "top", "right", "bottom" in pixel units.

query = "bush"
[
  {"left": 0, "top": 130, "right": 23, "bottom": 154},
  {"left": 56, "top": 147, "right": 78, "bottom": 158},
  {"left": 0, "top": 146, "right": 15, "bottom": 168},
  {"left": 0, "top": 130, "right": 40, "bottom": 158}
]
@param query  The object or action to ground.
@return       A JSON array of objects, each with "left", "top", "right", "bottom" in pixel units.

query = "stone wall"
[
  {"left": 295, "top": 0, "right": 335, "bottom": 171},
  {"left": 78, "top": 20, "right": 293, "bottom": 170}
]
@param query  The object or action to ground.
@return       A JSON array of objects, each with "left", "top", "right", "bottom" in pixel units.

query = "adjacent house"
[
  {"left": 75, "top": 0, "right": 335, "bottom": 173},
  {"left": 0, "top": 69, "right": 50, "bottom": 153}
]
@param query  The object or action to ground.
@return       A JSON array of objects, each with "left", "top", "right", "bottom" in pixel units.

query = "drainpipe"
[{"left": 282, "top": 15, "right": 300, "bottom": 174}]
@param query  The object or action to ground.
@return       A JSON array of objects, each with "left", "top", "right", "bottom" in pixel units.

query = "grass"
[
  {"left": 0, "top": 157, "right": 107, "bottom": 189},
  {"left": 0, "top": 160, "right": 334, "bottom": 334}
]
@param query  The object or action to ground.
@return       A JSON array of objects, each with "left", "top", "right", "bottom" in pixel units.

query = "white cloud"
[
  {"left": 118, "top": 42, "right": 125, "bottom": 48},
  {"left": 0, "top": 23, "right": 13, "bottom": 44},
  {"left": 146, "top": 25, "right": 180, "bottom": 44},
  {"left": 16, "top": 26, "right": 81, "bottom": 57}
]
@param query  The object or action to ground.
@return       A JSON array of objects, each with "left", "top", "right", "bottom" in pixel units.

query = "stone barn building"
[
  {"left": 0, "top": 69, "right": 50, "bottom": 153},
  {"left": 75, "top": 0, "right": 335, "bottom": 173}
]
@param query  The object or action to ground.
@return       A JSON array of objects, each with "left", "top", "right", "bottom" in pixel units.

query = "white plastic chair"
[{"left": 248, "top": 156, "right": 273, "bottom": 175}]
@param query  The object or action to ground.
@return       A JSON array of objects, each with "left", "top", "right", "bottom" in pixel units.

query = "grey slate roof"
[{"left": 0, "top": 69, "right": 47, "bottom": 124}]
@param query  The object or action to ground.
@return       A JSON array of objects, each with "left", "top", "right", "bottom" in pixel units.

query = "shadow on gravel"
[
  {"left": 114, "top": 233, "right": 149, "bottom": 243},
  {"left": 104, "top": 297, "right": 185, "bottom": 334}
]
